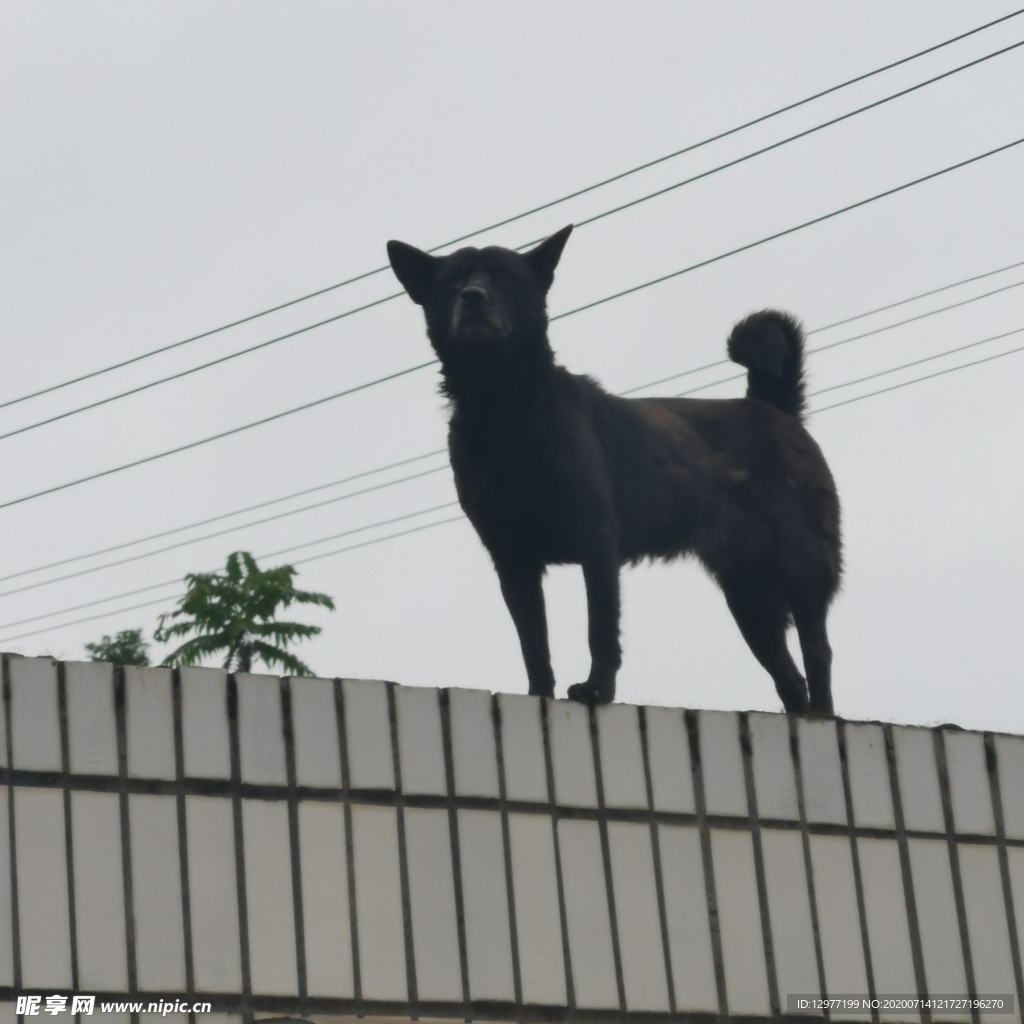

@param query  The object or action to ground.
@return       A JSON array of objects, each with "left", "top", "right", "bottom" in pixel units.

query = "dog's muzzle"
[{"left": 451, "top": 286, "right": 508, "bottom": 338}]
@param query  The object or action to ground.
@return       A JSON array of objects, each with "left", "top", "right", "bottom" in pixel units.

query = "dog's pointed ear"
[
  {"left": 524, "top": 225, "right": 573, "bottom": 290},
  {"left": 387, "top": 240, "right": 439, "bottom": 305}
]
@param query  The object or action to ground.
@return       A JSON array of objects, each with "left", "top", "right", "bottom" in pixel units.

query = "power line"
[
  {"left": 0, "top": 361, "right": 437, "bottom": 513},
  {"left": 551, "top": 136, "right": 1024, "bottom": 324},
  {"left": 9, "top": 39, "right": 1022, "bottom": 447},
  {"left": 0, "top": 593, "right": 179, "bottom": 645},
  {"left": 805, "top": 258, "right": 1024, "bottom": 334},
  {"left": 0, "top": 500, "right": 461, "bottom": 631},
  {"left": 3, "top": 8, "right": 1020, "bottom": 416},
  {"left": 0, "top": 508, "right": 466, "bottom": 642},
  {"left": 0, "top": 449, "right": 448, "bottom": 585},
  {"left": 1, "top": 254, "right": 1020, "bottom": 597},
  {"left": 519, "top": 40, "right": 1024, "bottom": 250},
  {"left": 626, "top": 272, "right": 1024, "bottom": 397},
  {"left": 0, "top": 466, "right": 450, "bottom": 601},
  {"left": 0, "top": 257, "right": 1011, "bottom": 587},
  {"left": 5, "top": 326, "right": 1023, "bottom": 646},
  {"left": 672, "top": 321, "right": 1024, "bottom": 399},
  {"left": 18, "top": 36, "right": 1024, "bottom": 448},
  {"left": 3, "top": 135, "right": 1021, "bottom": 517},
  {"left": 0, "top": 294, "right": 995, "bottom": 600},
  {"left": 0, "top": 293, "right": 404, "bottom": 443},
  {"left": 813, "top": 338, "right": 1024, "bottom": 413},
  {"left": 809, "top": 325, "right": 1024, "bottom": 398},
  {"left": 4, "top": 319, "right": 1019, "bottom": 614}
]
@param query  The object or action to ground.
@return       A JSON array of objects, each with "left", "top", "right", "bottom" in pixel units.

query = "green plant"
[
  {"left": 154, "top": 551, "right": 334, "bottom": 675},
  {"left": 84, "top": 628, "right": 151, "bottom": 666}
]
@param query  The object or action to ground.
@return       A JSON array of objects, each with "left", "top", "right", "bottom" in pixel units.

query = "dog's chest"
[{"left": 448, "top": 427, "right": 599, "bottom": 561}]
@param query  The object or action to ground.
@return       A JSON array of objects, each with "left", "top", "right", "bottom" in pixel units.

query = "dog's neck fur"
[{"left": 435, "top": 320, "right": 558, "bottom": 432}]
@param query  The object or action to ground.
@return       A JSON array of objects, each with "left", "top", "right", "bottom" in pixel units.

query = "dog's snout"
[{"left": 459, "top": 285, "right": 487, "bottom": 306}]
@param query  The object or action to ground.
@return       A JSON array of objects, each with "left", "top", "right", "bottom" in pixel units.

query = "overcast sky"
[{"left": 2, "top": 2, "right": 1023, "bottom": 733}]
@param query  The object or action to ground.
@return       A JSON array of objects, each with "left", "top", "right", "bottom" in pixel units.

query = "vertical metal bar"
[
  {"left": 638, "top": 706, "right": 677, "bottom": 1014},
  {"left": 387, "top": 682, "right": 418, "bottom": 1008},
  {"left": 226, "top": 674, "right": 253, "bottom": 1022},
  {"left": 789, "top": 715, "right": 829, "bottom": 1019},
  {"left": 280, "top": 678, "right": 308, "bottom": 1012},
  {"left": 934, "top": 728, "right": 980, "bottom": 1024},
  {"left": 883, "top": 724, "right": 930, "bottom": 1023},
  {"left": 541, "top": 698, "right": 576, "bottom": 1010},
  {"left": 837, "top": 721, "right": 879, "bottom": 1024},
  {"left": 685, "top": 709, "right": 728, "bottom": 1015},
  {"left": 2, "top": 655, "right": 23, "bottom": 999},
  {"left": 492, "top": 695, "right": 523, "bottom": 1011},
  {"left": 438, "top": 688, "right": 472, "bottom": 1015},
  {"left": 333, "top": 677, "right": 361, "bottom": 1004},
  {"left": 588, "top": 706, "right": 626, "bottom": 1013},
  {"left": 170, "top": 669, "right": 196, "bottom": 1023},
  {"left": 56, "top": 662, "right": 79, "bottom": 1009},
  {"left": 985, "top": 733, "right": 1024, "bottom": 1014},
  {"left": 113, "top": 666, "right": 139, "bottom": 1024},
  {"left": 738, "top": 712, "right": 780, "bottom": 1014}
]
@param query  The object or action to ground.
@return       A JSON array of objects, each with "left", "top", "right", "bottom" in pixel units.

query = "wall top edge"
[{"left": 1, "top": 651, "right": 1010, "bottom": 742}]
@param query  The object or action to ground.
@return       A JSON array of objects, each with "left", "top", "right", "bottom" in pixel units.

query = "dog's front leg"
[
  {"left": 567, "top": 541, "right": 622, "bottom": 705},
  {"left": 496, "top": 561, "right": 557, "bottom": 698}
]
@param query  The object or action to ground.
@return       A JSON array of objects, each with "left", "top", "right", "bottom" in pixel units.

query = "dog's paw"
[{"left": 567, "top": 679, "right": 614, "bottom": 705}]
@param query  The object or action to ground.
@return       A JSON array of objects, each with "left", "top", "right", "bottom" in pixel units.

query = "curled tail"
[{"left": 727, "top": 310, "right": 806, "bottom": 419}]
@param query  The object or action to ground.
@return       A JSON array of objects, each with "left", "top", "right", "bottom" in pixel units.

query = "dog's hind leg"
[
  {"left": 790, "top": 600, "right": 833, "bottom": 715},
  {"left": 496, "top": 561, "right": 557, "bottom": 698},
  {"left": 720, "top": 574, "right": 810, "bottom": 713},
  {"left": 567, "top": 542, "right": 622, "bottom": 705}
]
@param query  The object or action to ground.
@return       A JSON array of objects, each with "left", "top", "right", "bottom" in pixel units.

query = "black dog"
[{"left": 388, "top": 226, "right": 841, "bottom": 712}]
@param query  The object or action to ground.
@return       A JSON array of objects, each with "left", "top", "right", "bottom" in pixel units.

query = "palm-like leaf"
[{"left": 155, "top": 551, "right": 334, "bottom": 676}]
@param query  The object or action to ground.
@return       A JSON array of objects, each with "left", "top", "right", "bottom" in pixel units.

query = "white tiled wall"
[
  {"left": 404, "top": 807, "right": 461, "bottom": 1002},
  {"left": 908, "top": 838, "right": 970, "bottom": 1022},
  {"left": 71, "top": 791, "right": 128, "bottom": 991},
  {"left": 296, "top": 800, "right": 352, "bottom": 998},
  {"left": 749, "top": 712, "right": 799, "bottom": 820},
  {"left": 507, "top": 812, "right": 564, "bottom": 1005},
  {"left": 129, "top": 793, "right": 186, "bottom": 991},
  {"left": 798, "top": 718, "right": 847, "bottom": 825},
  {"left": 395, "top": 683, "right": 446, "bottom": 796},
  {"left": 241, "top": 799, "right": 298, "bottom": 995},
  {"left": 449, "top": 687, "right": 500, "bottom": 798},
  {"left": 809, "top": 834, "right": 871, "bottom": 1020},
  {"left": 548, "top": 700, "right": 597, "bottom": 808},
  {"left": 3, "top": 655, "right": 1024, "bottom": 1023},
  {"left": 845, "top": 723, "right": 895, "bottom": 829},
  {"left": 290, "top": 676, "right": 342, "bottom": 788},
  {"left": 66, "top": 662, "right": 118, "bottom": 776},
  {"left": 181, "top": 666, "right": 231, "bottom": 778},
  {"left": 125, "top": 667, "right": 175, "bottom": 781},
  {"left": 657, "top": 823, "right": 718, "bottom": 1012},
  {"left": 607, "top": 821, "right": 670, "bottom": 1012},
  {"left": 237, "top": 673, "right": 287, "bottom": 785},
  {"left": 699, "top": 711, "right": 747, "bottom": 817},
  {"left": 458, "top": 808, "right": 515, "bottom": 1002},
  {"left": 350, "top": 804, "right": 406, "bottom": 1001},
  {"left": 711, "top": 828, "right": 771, "bottom": 1015},
  {"left": 857, "top": 837, "right": 916, "bottom": 1021},
  {"left": 14, "top": 787, "right": 71, "bottom": 988},
  {"left": 761, "top": 827, "right": 818, "bottom": 1005},
  {"left": 558, "top": 818, "right": 619, "bottom": 1010},
  {"left": 185, "top": 795, "right": 242, "bottom": 993},
  {"left": 498, "top": 693, "right": 548, "bottom": 803}
]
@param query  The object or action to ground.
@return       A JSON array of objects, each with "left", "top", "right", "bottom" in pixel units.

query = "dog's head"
[{"left": 387, "top": 226, "right": 572, "bottom": 359}]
